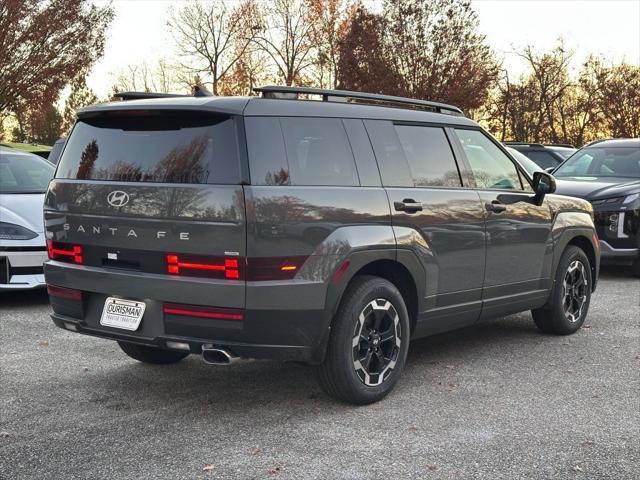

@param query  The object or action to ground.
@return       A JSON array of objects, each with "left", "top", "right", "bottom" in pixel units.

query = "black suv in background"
[
  {"left": 505, "top": 142, "right": 576, "bottom": 170},
  {"left": 44, "top": 86, "right": 600, "bottom": 404},
  {"left": 552, "top": 138, "right": 640, "bottom": 276}
]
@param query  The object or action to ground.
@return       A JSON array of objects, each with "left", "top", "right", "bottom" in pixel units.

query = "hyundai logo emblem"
[{"left": 107, "top": 190, "right": 130, "bottom": 208}]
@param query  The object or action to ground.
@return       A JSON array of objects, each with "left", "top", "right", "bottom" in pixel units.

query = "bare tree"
[
  {"left": 253, "top": 0, "right": 316, "bottom": 86},
  {"left": 169, "top": 0, "right": 260, "bottom": 95},
  {"left": 112, "top": 60, "right": 185, "bottom": 95}
]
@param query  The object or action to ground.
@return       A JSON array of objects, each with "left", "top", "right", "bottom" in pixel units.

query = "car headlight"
[
  {"left": 0, "top": 222, "right": 38, "bottom": 240},
  {"left": 623, "top": 193, "right": 640, "bottom": 205}
]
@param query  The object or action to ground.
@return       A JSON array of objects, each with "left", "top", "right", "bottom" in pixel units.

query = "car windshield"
[
  {"left": 0, "top": 151, "right": 55, "bottom": 193},
  {"left": 553, "top": 147, "right": 640, "bottom": 179},
  {"left": 506, "top": 147, "right": 542, "bottom": 175}
]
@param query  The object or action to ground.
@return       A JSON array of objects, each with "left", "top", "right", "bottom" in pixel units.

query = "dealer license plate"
[{"left": 100, "top": 297, "right": 146, "bottom": 331}]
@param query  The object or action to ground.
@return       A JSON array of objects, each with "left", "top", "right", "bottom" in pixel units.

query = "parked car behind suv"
[
  {"left": 552, "top": 138, "right": 640, "bottom": 276},
  {"left": 44, "top": 86, "right": 600, "bottom": 404},
  {"left": 505, "top": 142, "right": 576, "bottom": 170},
  {"left": 1, "top": 146, "right": 55, "bottom": 289}
]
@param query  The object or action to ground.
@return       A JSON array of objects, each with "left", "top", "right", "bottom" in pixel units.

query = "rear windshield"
[
  {"left": 56, "top": 113, "right": 241, "bottom": 184},
  {"left": 0, "top": 152, "right": 55, "bottom": 193}
]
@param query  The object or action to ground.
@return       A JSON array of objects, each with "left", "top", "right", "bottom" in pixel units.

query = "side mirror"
[
  {"left": 544, "top": 167, "right": 555, "bottom": 174},
  {"left": 532, "top": 171, "right": 556, "bottom": 199}
]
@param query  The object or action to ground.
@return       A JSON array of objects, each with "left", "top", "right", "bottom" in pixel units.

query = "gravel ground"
[{"left": 1, "top": 267, "right": 638, "bottom": 480}]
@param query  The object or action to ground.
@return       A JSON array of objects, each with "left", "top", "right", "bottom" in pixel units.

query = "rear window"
[
  {"left": 246, "top": 117, "right": 359, "bottom": 186},
  {"left": 56, "top": 113, "right": 241, "bottom": 184},
  {"left": 0, "top": 152, "right": 55, "bottom": 193}
]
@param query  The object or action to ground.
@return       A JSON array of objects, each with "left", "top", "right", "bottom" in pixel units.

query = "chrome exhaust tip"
[{"left": 202, "top": 345, "right": 238, "bottom": 365}]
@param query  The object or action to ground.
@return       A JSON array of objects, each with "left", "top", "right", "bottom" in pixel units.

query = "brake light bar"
[
  {"left": 47, "top": 241, "right": 83, "bottom": 264},
  {"left": 166, "top": 254, "right": 240, "bottom": 279},
  {"left": 163, "top": 303, "right": 244, "bottom": 321}
]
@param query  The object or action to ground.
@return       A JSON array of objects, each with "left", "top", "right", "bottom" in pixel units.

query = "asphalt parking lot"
[{"left": 1, "top": 268, "right": 638, "bottom": 480}]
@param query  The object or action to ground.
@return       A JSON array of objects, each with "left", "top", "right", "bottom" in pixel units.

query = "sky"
[{"left": 87, "top": 0, "right": 640, "bottom": 98}]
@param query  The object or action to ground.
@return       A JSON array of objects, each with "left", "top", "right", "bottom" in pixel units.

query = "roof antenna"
[{"left": 193, "top": 85, "right": 214, "bottom": 97}]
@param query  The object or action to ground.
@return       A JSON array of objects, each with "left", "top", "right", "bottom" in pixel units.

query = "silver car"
[{"left": 0, "top": 146, "right": 55, "bottom": 289}]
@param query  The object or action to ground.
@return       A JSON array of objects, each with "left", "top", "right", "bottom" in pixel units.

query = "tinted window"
[
  {"left": 364, "top": 120, "right": 413, "bottom": 187},
  {"left": 526, "top": 150, "right": 560, "bottom": 169},
  {"left": 280, "top": 117, "right": 359, "bottom": 186},
  {"left": 0, "top": 152, "right": 55, "bottom": 193},
  {"left": 57, "top": 114, "right": 241, "bottom": 184},
  {"left": 554, "top": 147, "right": 640, "bottom": 178},
  {"left": 455, "top": 129, "right": 522, "bottom": 190},
  {"left": 394, "top": 125, "right": 461, "bottom": 187},
  {"left": 245, "top": 117, "right": 290, "bottom": 185}
]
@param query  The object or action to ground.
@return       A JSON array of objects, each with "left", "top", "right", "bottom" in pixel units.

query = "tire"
[
  {"left": 532, "top": 245, "right": 592, "bottom": 335},
  {"left": 317, "top": 275, "right": 410, "bottom": 404},
  {"left": 118, "top": 341, "right": 189, "bottom": 364}
]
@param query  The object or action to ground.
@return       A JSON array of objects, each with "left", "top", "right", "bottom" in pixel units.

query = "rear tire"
[
  {"left": 532, "top": 245, "right": 592, "bottom": 335},
  {"left": 317, "top": 275, "right": 410, "bottom": 404},
  {"left": 118, "top": 341, "right": 189, "bottom": 364}
]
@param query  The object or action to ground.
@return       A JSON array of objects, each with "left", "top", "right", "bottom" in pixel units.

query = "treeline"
[{"left": 1, "top": 0, "right": 638, "bottom": 146}]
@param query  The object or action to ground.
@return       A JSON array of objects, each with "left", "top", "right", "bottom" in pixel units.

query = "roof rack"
[
  {"left": 504, "top": 142, "right": 545, "bottom": 147},
  {"left": 254, "top": 85, "right": 463, "bottom": 116},
  {"left": 546, "top": 143, "right": 575, "bottom": 148},
  {"left": 112, "top": 85, "right": 214, "bottom": 102}
]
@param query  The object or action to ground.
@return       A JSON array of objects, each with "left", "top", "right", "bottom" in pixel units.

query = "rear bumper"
[{"left": 44, "top": 260, "right": 331, "bottom": 363}]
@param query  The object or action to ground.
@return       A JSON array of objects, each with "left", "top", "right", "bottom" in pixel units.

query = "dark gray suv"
[{"left": 44, "top": 86, "right": 600, "bottom": 404}]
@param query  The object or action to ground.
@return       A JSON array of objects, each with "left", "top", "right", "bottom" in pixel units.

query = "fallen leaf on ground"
[
  {"left": 582, "top": 325, "right": 591, "bottom": 329},
  {"left": 573, "top": 465, "right": 583, "bottom": 472},
  {"left": 407, "top": 426, "right": 418, "bottom": 432},
  {"left": 202, "top": 464, "right": 215, "bottom": 472},
  {"left": 250, "top": 447, "right": 260, "bottom": 456},
  {"left": 81, "top": 367, "right": 90, "bottom": 373},
  {"left": 426, "top": 464, "right": 437, "bottom": 471},
  {"left": 268, "top": 466, "right": 281, "bottom": 474},
  {"left": 38, "top": 340, "right": 49, "bottom": 347},
  {"left": 0, "top": 431, "right": 16, "bottom": 438}
]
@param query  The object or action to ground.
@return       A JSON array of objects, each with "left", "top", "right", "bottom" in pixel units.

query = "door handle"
[
  {"left": 394, "top": 199, "right": 423, "bottom": 213},
  {"left": 485, "top": 201, "right": 507, "bottom": 213}
]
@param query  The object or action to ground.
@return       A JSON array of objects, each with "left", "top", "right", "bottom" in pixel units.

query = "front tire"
[
  {"left": 317, "top": 275, "right": 410, "bottom": 404},
  {"left": 532, "top": 245, "right": 592, "bottom": 335},
  {"left": 118, "top": 341, "right": 189, "bottom": 364}
]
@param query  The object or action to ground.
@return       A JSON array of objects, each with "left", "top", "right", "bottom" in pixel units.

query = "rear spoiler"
[{"left": 112, "top": 85, "right": 214, "bottom": 101}]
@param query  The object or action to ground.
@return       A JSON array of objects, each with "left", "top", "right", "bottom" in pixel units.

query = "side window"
[
  {"left": 245, "top": 117, "right": 290, "bottom": 185},
  {"left": 526, "top": 150, "right": 559, "bottom": 169},
  {"left": 454, "top": 129, "right": 523, "bottom": 190},
  {"left": 342, "top": 119, "right": 381, "bottom": 186},
  {"left": 363, "top": 120, "right": 413, "bottom": 187},
  {"left": 280, "top": 117, "right": 359, "bottom": 186},
  {"left": 394, "top": 125, "right": 461, "bottom": 187}
]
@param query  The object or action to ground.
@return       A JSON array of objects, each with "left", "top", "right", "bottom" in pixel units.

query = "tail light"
[
  {"left": 163, "top": 303, "right": 244, "bottom": 321},
  {"left": 47, "top": 241, "right": 83, "bottom": 264},
  {"left": 166, "top": 254, "right": 241, "bottom": 280}
]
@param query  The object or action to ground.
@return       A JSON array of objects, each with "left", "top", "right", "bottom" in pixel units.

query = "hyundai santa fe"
[{"left": 44, "top": 86, "right": 600, "bottom": 404}]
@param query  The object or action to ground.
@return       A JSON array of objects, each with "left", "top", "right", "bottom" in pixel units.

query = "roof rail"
[{"left": 254, "top": 85, "right": 464, "bottom": 116}]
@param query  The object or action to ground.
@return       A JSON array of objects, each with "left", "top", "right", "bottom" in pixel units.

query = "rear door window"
[
  {"left": 246, "top": 117, "right": 360, "bottom": 186},
  {"left": 394, "top": 125, "right": 462, "bottom": 187},
  {"left": 56, "top": 113, "right": 241, "bottom": 184}
]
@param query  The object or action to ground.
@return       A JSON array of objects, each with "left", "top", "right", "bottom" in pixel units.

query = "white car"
[{"left": 0, "top": 146, "right": 55, "bottom": 289}]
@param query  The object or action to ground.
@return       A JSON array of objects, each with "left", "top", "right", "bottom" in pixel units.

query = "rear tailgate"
[{"left": 44, "top": 109, "right": 247, "bottom": 310}]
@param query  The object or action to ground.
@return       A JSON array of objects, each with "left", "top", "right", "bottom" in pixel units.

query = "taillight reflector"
[
  {"left": 163, "top": 303, "right": 244, "bottom": 321},
  {"left": 47, "top": 285, "right": 83, "bottom": 301}
]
